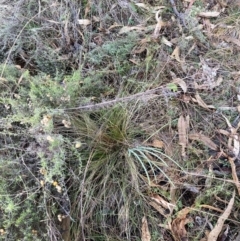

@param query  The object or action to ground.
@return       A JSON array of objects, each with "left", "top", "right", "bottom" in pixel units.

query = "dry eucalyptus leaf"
[
  {"left": 194, "top": 92, "right": 215, "bottom": 109},
  {"left": 149, "top": 201, "right": 167, "bottom": 217},
  {"left": 188, "top": 133, "right": 218, "bottom": 150},
  {"left": 151, "top": 194, "right": 176, "bottom": 214},
  {"left": 198, "top": 12, "right": 220, "bottom": 18},
  {"left": 228, "top": 158, "right": 240, "bottom": 195},
  {"left": 217, "top": 129, "right": 230, "bottom": 136},
  {"left": 178, "top": 115, "right": 189, "bottom": 157},
  {"left": 135, "top": 3, "right": 150, "bottom": 10},
  {"left": 161, "top": 36, "right": 173, "bottom": 47},
  {"left": 171, "top": 46, "right": 181, "bottom": 62},
  {"left": 141, "top": 216, "right": 151, "bottom": 241},
  {"left": 77, "top": 19, "right": 91, "bottom": 25},
  {"left": 173, "top": 78, "right": 187, "bottom": 93},
  {"left": 207, "top": 191, "right": 235, "bottom": 241}
]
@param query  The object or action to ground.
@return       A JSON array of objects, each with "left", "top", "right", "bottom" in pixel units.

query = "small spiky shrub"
[{"left": 0, "top": 64, "right": 78, "bottom": 241}]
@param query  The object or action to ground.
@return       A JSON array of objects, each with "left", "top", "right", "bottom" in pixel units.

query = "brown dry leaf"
[
  {"left": 207, "top": 190, "right": 235, "bottom": 241},
  {"left": 151, "top": 194, "right": 176, "bottom": 214},
  {"left": 171, "top": 46, "right": 181, "bottom": 62},
  {"left": 173, "top": 78, "right": 187, "bottom": 93},
  {"left": 178, "top": 115, "right": 189, "bottom": 157},
  {"left": 152, "top": 139, "right": 164, "bottom": 148},
  {"left": 141, "top": 216, "right": 151, "bottom": 241},
  {"left": 188, "top": 133, "right": 218, "bottom": 150},
  {"left": 149, "top": 201, "right": 168, "bottom": 217},
  {"left": 177, "top": 207, "right": 192, "bottom": 219},
  {"left": 193, "top": 92, "right": 215, "bottom": 109},
  {"left": 198, "top": 12, "right": 220, "bottom": 18},
  {"left": 171, "top": 207, "right": 191, "bottom": 241},
  {"left": 77, "top": 19, "right": 91, "bottom": 25},
  {"left": 228, "top": 157, "right": 240, "bottom": 195}
]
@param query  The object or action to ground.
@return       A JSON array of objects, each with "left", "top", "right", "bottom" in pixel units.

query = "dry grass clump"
[{"left": 58, "top": 106, "right": 179, "bottom": 240}]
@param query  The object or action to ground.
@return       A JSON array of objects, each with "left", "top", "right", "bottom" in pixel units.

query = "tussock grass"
[{"left": 65, "top": 106, "right": 162, "bottom": 240}]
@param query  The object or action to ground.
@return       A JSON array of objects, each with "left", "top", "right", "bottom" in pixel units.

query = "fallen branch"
[{"left": 63, "top": 86, "right": 179, "bottom": 111}]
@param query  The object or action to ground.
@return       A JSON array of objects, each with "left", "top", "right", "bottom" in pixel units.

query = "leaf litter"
[{"left": 154, "top": 0, "right": 240, "bottom": 236}]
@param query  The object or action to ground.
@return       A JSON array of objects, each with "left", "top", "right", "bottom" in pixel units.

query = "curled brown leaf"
[{"left": 188, "top": 133, "right": 218, "bottom": 151}]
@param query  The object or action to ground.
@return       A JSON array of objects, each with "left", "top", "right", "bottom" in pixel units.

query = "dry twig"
[{"left": 64, "top": 87, "right": 179, "bottom": 111}]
